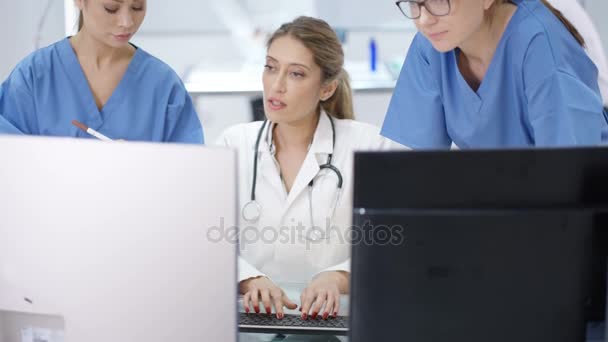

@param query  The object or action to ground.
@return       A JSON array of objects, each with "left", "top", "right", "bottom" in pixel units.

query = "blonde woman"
[{"left": 217, "top": 17, "right": 394, "bottom": 320}]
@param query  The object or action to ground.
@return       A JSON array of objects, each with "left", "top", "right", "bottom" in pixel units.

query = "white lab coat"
[
  {"left": 548, "top": 0, "right": 608, "bottom": 106},
  {"left": 216, "top": 112, "right": 395, "bottom": 284}
]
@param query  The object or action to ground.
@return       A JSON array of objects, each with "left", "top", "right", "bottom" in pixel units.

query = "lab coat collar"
[
  {"left": 257, "top": 120, "right": 274, "bottom": 155},
  {"left": 262, "top": 110, "right": 335, "bottom": 156},
  {"left": 310, "top": 111, "right": 334, "bottom": 155},
  {"left": 258, "top": 111, "right": 337, "bottom": 212},
  {"left": 284, "top": 150, "right": 320, "bottom": 211},
  {"left": 285, "top": 111, "right": 336, "bottom": 211}
]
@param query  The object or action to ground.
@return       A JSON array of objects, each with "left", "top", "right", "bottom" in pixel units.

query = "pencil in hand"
[{"left": 71, "top": 120, "right": 113, "bottom": 141}]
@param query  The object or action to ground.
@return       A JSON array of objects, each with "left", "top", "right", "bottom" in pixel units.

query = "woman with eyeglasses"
[
  {"left": 381, "top": 0, "right": 607, "bottom": 148},
  {"left": 0, "top": 0, "right": 203, "bottom": 143},
  {"left": 217, "top": 17, "right": 394, "bottom": 321}
]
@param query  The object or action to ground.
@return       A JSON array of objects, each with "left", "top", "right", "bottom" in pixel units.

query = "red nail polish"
[
  {"left": 312, "top": 312, "right": 318, "bottom": 320},
  {"left": 302, "top": 313, "right": 308, "bottom": 320},
  {"left": 323, "top": 312, "right": 329, "bottom": 320},
  {"left": 254, "top": 306, "right": 260, "bottom": 314},
  {"left": 334, "top": 312, "right": 338, "bottom": 317},
  {"left": 245, "top": 307, "right": 249, "bottom": 314},
  {"left": 278, "top": 313, "right": 284, "bottom": 320}
]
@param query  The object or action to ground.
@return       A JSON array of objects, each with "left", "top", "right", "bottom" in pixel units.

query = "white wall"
[
  {"left": 316, "top": 0, "right": 406, "bottom": 30},
  {"left": 134, "top": 0, "right": 413, "bottom": 77},
  {"left": 0, "top": 0, "right": 65, "bottom": 80},
  {"left": 0, "top": 312, "right": 63, "bottom": 342},
  {"left": 586, "top": 0, "right": 608, "bottom": 56}
]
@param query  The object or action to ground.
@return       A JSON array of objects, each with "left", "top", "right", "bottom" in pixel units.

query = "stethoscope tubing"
[{"left": 242, "top": 116, "right": 343, "bottom": 228}]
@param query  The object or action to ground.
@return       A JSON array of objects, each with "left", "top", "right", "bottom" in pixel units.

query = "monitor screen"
[{"left": 349, "top": 148, "right": 608, "bottom": 342}]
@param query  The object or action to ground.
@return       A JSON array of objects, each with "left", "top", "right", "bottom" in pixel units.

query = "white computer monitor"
[{"left": 0, "top": 136, "right": 237, "bottom": 342}]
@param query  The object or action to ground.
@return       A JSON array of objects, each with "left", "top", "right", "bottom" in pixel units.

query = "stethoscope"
[{"left": 241, "top": 116, "right": 343, "bottom": 241}]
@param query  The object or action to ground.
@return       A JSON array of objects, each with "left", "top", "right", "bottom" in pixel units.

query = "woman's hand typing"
[
  {"left": 240, "top": 276, "right": 298, "bottom": 319},
  {"left": 300, "top": 271, "right": 349, "bottom": 320}
]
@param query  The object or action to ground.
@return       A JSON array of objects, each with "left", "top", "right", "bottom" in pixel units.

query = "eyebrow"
[{"left": 266, "top": 56, "right": 312, "bottom": 71}]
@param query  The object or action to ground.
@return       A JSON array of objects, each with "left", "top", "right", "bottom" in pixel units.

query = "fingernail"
[
  {"left": 334, "top": 312, "right": 338, "bottom": 317},
  {"left": 302, "top": 313, "right": 308, "bottom": 320},
  {"left": 266, "top": 307, "right": 271, "bottom": 315},
  {"left": 245, "top": 307, "right": 249, "bottom": 314},
  {"left": 312, "top": 312, "right": 318, "bottom": 320},
  {"left": 323, "top": 312, "right": 329, "bottom": 320},
  {"left": 277, "top": 313, "right": 284, "bottom": 320},
  {"left": 254, "top": 306, "right": 260, "bottom": 314}
]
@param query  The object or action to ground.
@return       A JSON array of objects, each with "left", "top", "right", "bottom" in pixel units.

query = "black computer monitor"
[{"left": 349, "top": 148, "right": 608, "bottom": 342}]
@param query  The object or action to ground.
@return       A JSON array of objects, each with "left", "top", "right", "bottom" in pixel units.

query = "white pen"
[{"left": 71, "top": 120, "right": 113, "bottom": 141}]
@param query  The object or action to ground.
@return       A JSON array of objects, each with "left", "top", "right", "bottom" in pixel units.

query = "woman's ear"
[{"left": 320, "top": 79, "right": 339, "bottom": 102}]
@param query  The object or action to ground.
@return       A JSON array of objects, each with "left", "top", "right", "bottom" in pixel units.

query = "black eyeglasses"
[{"left": 395, "top": 0, "right": 451, "bottom": 19}]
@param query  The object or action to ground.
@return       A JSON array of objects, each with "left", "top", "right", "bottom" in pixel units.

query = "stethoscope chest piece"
[{"left": 242, "top": 200, "right": 262, "bottom": 223}]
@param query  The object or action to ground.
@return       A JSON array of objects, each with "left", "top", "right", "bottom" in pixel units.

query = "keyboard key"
[{"left": 238, "top": 312, "right": 349, "bottom": 329}]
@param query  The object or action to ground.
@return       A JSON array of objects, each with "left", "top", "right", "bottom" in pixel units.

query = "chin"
[
  {"left": 102, "top": 35, "right": 132, "bottom": 48},
  {"left": 264, "top": 106, "right": 280, "bottom": 122},
  {"left": 97, "top": 39, "right": 122, "bottom": 49},
  {"left": 108, "top": 40, "right": 131, "bottom": 48},
  {"left": 430, "top": 41, "right": 457, "bottom": 53},
  {"left": 263, "top": 110, "right": 281, "bottom": 123}
]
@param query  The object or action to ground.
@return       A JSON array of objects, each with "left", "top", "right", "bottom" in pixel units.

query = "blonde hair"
[{"left": 267, "top": 16, "right": 354, "bottom": 120}]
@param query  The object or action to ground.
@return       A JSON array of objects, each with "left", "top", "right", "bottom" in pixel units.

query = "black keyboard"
[{"left": 238, "top": 312, "right": 349, "bottom": 336}]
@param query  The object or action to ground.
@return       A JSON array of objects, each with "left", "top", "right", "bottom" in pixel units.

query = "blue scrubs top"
[
  {"left": 0, "top": 37, "right": 204, "bottom": 143},
  {"left": 381, "top": 0, "right": 607, "bottom": 149}
]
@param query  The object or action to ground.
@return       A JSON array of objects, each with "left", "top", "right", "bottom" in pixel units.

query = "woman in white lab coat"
[{"left": 217, "top": 16, "right": 393, "bottom": 320}]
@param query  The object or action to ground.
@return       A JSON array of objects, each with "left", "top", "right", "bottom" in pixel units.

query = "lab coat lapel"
[
  {"left": 259, "top": 151, "right": 286, "bottom": 201},
  {"left": 283, "top": 151, "right": 320, "bottom": 210},
  {"left": 258, "top": 123, "right": 286, "bottom": 201},
  {"left": 283, "top": 112, "right": 334, "bottom": 210}
]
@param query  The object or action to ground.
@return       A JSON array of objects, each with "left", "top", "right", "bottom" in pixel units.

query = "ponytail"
[
  {"left": 540, "top": 0, "right": 585, "bottom": 47},
  {"left": 321, "top": 70, "right": 354, "bottom": 120},
  {"left": 493, "top": 0, "right": 585, "bottom": 47}
]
